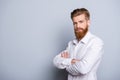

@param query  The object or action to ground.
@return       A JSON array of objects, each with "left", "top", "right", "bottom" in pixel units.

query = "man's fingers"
[
  {"left": 65, "top": 52, "right": 69, "bottom": 58},
  {"left": 66, "top": 52, "right": 69, "bottom": 57},
  {"left": 61, "top": 52, "right": 69, "bottom": 58},
  {"left": 61, "top": 53, "right": 64, "bottom": 57},
  {"left": 61, "top": 52, "right": 65, "bottom": 57},
  {"left": 65, "top": 52, "right": 67, "bottom": 57}
]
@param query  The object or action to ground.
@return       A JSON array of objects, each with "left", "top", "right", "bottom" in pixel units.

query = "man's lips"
[{"left": 76, "top": 28, "right": 84, "bottom": 32}]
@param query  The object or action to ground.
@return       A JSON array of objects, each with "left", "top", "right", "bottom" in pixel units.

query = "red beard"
[{"left": 74, "top": 27, "right": 88, "bottom": 41}]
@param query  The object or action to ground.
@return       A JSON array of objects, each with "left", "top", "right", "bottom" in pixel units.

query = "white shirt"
[{"left": 53, "top": 32, "right": 104, "bottom": 80}]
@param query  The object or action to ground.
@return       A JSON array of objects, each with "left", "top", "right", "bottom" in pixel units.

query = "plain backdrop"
[{"left": 0, "top": 0, "right": 120, "bottom": 80}]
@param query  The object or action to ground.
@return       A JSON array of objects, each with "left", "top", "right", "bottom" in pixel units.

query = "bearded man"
[{"left": 53, "top": 8, "right": 104, "bottom": 80}]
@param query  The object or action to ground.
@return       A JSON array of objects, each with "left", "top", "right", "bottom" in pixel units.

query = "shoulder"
[
  {"left": 67, "top": 39, "right": 77, "bottom": 46},
  {"left": 91, "top": 34, "right": 104, "bottom": 46}
]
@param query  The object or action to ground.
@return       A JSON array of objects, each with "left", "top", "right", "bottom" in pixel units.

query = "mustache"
[{"left": 75, "top": 28, "right": 84, "bottom": 31}]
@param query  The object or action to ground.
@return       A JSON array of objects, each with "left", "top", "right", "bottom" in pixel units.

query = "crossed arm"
[
  {"left": 61, "top": 51, "right": 80, "bottom": 64},
  {"left": 53, "top": 50, "right": 80, "bottom": 69},
  {"left": 53, "top": 40, "right": 104, "bottom": 75}
]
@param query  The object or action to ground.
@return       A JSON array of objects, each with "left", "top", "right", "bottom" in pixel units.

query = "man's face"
[{"left": 72, "top": 14, "right": 90, "bottom": 40}]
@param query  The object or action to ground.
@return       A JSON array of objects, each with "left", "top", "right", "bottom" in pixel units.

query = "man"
[{"left": 53, "top": 8, "right": 104, "bottom": 80}]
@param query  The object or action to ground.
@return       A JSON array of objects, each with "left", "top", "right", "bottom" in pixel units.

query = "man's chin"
[{"left": 76, "top": 31, "right": 83, "bottom": 34}]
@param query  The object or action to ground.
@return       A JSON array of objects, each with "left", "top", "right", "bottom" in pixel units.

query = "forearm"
[
  {"left": 66, "top": 59, "right": 88, "bottom": 75},
  {"left": 53, "top": 54, "right": 72, "bottom": 69},
  {"left": 66, "top": 59, "right": 83, "bottom": 75},
  {"left": 66, "top": 53, "right": 102, "bottom": 75}
]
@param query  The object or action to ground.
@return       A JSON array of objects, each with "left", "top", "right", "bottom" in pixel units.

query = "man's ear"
[{"left": 87, "top": 20, "right": 90, "bottom": 26}]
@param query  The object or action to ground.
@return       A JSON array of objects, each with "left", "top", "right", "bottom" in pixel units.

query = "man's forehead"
[
  {"left": 73, "top": 14, "right": 86, "bottom": 21},
  {"left": 74, "top": 14, "right": 86, "bottom": 18}
]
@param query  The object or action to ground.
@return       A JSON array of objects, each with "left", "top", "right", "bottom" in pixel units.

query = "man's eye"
[{"left": 79, "top": 21, "right": 83, "bottom": 23}]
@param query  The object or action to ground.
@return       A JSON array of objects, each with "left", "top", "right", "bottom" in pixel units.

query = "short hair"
[{"left": 71, "top": 8, "right": 90, "bottom": 20}]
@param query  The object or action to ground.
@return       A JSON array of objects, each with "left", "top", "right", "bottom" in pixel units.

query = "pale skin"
[{"left": 61, "top": 14, "right": 90, "bottom": 64}]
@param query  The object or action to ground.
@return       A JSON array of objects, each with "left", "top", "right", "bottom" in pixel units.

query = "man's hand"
[
  {"left": 61, "top": 51, "right": 80, "bottom": 64},
  {"left": 71, "top": 59, "right": 80, "bottom": 64},
  {"left": 61, "top": 51, "right": 69, "bottom": 58}
]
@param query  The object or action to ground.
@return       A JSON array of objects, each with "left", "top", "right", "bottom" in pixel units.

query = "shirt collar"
[
  {"left": 73, "top": 31, "right": 92, "bottom": 45},
  {"left": 81, "top": 31, "right": 92, "bottom": 44}
]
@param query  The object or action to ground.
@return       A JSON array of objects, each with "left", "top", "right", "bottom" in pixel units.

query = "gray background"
[{"left": 0, "top": 0, "right": 120, "bottom": 80}]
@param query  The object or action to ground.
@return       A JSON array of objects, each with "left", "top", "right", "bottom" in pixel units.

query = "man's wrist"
[
  {"left": 71, "top": 59, "right": 76, "bottom": 64},
  {"left": 71, "top": 59, "right": 80, "bottom": 64},
  {"left": 62, "top": 58, "right": 73, "bottom": 66}
]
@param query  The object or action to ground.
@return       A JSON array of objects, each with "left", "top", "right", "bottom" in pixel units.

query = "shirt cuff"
[{"left": 62, "top": 58, "right": 72, "bottom": 66}]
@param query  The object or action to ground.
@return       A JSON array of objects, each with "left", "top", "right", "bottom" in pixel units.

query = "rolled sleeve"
[{"left": 53, "top": 53, "right": 72, "bottom": 69}]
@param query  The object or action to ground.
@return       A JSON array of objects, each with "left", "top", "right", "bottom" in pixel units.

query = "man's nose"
[{"left": 76, "top": 23, "right": 80, "bottom": 28}]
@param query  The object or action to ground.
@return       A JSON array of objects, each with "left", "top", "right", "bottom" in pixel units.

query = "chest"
[{"left": 69, "top": 42, "right": 91, "bottom": 59}]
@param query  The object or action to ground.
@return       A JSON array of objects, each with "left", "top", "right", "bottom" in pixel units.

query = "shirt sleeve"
[
  {"left": 53, "top": 52, "right": 72, "bottom": 69},
  {"left": 53, "top": 41, "right": 73, "bottom": 69},
  {"left": 66, "top": 38, "right": 104, "bottom": 75}
]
